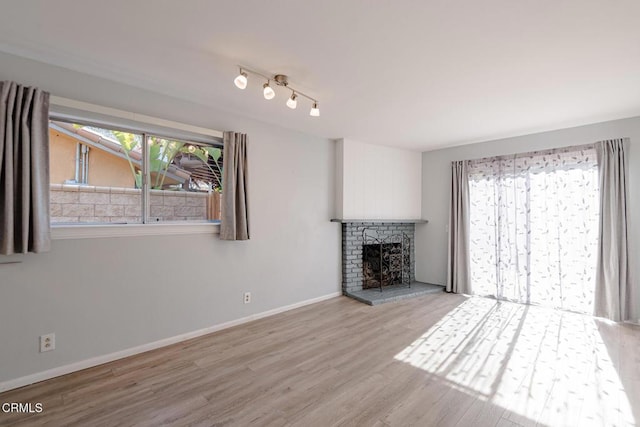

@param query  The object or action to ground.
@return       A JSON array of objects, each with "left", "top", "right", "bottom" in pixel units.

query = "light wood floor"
[{"left": 1, "top": 293, "right": 639, "bottom": 427}]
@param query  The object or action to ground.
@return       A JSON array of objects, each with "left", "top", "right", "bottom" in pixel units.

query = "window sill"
[{"left": 51, "top": 222, "right": 220, "bottom": 240}]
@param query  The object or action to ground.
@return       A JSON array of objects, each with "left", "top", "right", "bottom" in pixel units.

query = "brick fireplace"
[
  {"left": 332, "top": 139, "right": 436, "bottom": 304},
  {"left": 338, "top": 221, "right": 417, "bottom": 295}
]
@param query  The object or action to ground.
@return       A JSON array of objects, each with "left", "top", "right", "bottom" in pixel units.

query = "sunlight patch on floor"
[{"left": 394, "top": 297, "right": 635, "bottom": 426}]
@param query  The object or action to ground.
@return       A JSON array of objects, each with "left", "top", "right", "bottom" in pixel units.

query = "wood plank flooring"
[{"left": 1, "top": 293, "right": 639, "bottom": 426}]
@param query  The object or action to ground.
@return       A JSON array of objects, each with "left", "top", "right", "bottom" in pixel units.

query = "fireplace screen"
[{"left": 362, "top": 229, "right": 411, "bottom": 291}]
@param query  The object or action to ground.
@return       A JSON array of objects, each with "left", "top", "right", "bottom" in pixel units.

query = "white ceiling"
[{"left": 1, "top": 1, "right": 640, "bottom": 150}]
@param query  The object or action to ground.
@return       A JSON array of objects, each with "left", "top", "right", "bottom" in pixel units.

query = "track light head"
[
  {"left": 310, "top": 102, "right": 320, "bottom": 117},
  {"left": 234, "top": 70, "right": 248, "bottom": 89},
  {"left": 286, "top": 92, "right": 298, "bottom": 109},
  {"left": 263, "top": 82, "right": 275, "bottom": 100}
]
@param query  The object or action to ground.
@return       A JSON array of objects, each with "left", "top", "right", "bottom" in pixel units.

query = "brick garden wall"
[
  {"left": 341, "top": 222, "right": 416, "bottom": 294},
  {"left": 50, "top": 184, "right": 216, "bottom": 223}
]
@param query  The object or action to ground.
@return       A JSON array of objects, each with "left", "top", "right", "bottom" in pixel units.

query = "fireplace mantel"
[{"left": 330, "top": 219, "right": 428, "bottom": 224}]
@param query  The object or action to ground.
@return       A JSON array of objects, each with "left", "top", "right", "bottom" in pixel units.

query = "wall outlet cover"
[{"left": 40, "top": 333, "right": 55, "bottom": 353}]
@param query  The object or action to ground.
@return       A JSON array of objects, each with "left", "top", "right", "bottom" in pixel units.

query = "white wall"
[
  {"left": 416, "top": 117, "right": 640, "bottom": 318},
  {"left": 336, "top": 138, "right": 422, "bottom": 219},
  {"left": 0, "top": 52, "right": 341, "bottom": 384}
]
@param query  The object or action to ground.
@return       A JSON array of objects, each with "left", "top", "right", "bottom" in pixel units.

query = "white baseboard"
[{"left": 0, "top": 291, "right": 342, "bottom": 393}]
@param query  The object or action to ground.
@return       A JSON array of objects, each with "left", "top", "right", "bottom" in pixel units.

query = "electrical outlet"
[
  {"left": 243, "top": 292, "right": 251, "bottom": 304},
  {"left": 40, "top": 333, "right": 55, "bottom": 353}
]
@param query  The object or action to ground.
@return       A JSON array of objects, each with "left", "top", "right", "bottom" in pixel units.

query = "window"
[{"left": 49, "top": 120, "right": 223, "bottom": 225}]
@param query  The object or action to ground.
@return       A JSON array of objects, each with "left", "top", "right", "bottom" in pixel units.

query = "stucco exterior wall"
[{"left": 49, "top": 128, "right": 138, "bottom": 188}]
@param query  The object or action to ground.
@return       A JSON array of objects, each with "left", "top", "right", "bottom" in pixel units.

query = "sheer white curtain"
[{"left": 467, "top": 145, "right": 599, "bottom": 314}]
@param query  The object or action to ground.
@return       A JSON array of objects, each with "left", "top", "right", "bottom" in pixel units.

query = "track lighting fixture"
[
  {"left": 234, "top": 69, "right": 248, "bottom": 89},
  {"left": 233, "top": 66, "right": 320, "bottom": 117},
  {"left": 286, "top": 92, "right": 298, "bottom": 109},
  {"left": 262, "top": 81, "right": 275, "bottom": 100}
]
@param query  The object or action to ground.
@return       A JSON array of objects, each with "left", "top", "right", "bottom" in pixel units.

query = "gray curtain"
[
  {"left": 594, "top": 138, "right": 632, "bottom": 321},
  {"left": 446, "top": 160, "right": 471, "bottom": 293},
  {"left": 220, "top": 131, "right": 250, "bottom": 241},
  {"left": 0, "top": 81, "right": 50, "bottom": 255}
]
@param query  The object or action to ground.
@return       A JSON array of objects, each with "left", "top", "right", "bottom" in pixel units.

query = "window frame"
[{"left": 49, "top": 98, "right": 224, "bottom": 239}]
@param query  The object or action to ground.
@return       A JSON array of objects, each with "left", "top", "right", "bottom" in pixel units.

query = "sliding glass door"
[{"left": 467, "top": 146, "right": 599, "bottom": 314}]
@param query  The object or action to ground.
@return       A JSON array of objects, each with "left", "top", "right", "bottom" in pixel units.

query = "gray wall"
[
  {"left": 0, "top": 52, "right": 341, "bottom": 383},
  {"left": 416, "top": 117, "right": 640, "bottom": 319}
]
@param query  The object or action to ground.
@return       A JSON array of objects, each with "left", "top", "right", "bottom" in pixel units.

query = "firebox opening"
[{"left": 363, "top": 243, "right": 404, "bottom": 290}]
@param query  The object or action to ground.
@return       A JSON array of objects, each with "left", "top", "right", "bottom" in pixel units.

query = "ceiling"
[{"left": 1, "top": 1, "right": 640, "bottom": 151}]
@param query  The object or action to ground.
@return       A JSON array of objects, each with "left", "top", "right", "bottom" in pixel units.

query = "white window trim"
[
  {"left": 50, "top": 96, "right": 224, "bottom": 139},
  {"left": 48, "top": 97, "right": 225, "bottom": 239},
  {"left": 52, "top": 222, "right": 220, "bottom": 240}
]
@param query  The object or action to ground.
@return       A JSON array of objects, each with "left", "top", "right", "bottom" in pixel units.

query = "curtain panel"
[
  {"left": 594, "top": 138, "right": 632, "bottom": 321},
  {"left": 448, "top": 144, "right": 602, "bottom": 315},
  {"left": 446, "top": 160, "right": 471, "bottom": 293},
  {"left": 220, "top": 131, "right": 250, "bottom": 241},
  {"left": 466, "top": 144, "right": 599, "bottom": 314},
  {"left": 0, "top": 81, "right": 51, "bottom": 255}
]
